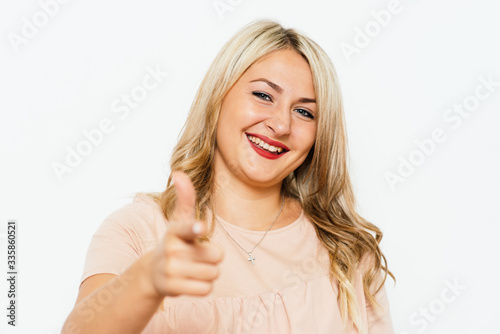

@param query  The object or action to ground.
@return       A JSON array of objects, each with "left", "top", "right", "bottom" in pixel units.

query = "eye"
[
  {"left": 295, "top": 108, "right": 315, "bottom": 119},
  {"left": 252, "top": 91, "right": 272, "bottom": 102}
]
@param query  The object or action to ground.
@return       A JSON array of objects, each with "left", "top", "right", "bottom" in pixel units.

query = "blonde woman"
[{"left": 63, "top": 20, "right": 394, "bottom": 333}]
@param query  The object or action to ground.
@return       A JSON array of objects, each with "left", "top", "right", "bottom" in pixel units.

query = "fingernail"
[{"left": 192, "top": 222, "right": 202, "bottom": 235}]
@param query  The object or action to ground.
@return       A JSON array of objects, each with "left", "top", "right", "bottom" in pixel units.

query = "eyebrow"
[{"left": 249, "top": 78, "right": 316, "bottom": 103}]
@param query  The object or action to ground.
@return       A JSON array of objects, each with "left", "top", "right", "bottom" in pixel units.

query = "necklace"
[{"left": 215, "top": 196, "right": 285, "bottom": 265}]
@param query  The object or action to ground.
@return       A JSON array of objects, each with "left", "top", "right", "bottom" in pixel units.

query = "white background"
[{"left": 1, "top": 0, "right": 499, "bottom": 333}]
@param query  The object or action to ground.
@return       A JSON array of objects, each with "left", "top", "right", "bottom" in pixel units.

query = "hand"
[{"left": 148, "top": 171, "right": 223, "bottom": 298}]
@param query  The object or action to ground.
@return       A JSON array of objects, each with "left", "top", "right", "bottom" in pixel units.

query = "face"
[{"left": 214, "top": 49, "right": 317, "bottom": 190}]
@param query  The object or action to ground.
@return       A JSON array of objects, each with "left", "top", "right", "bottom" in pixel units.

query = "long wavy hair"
[{"left": 147, "top": 19, "right": 393, "bottom": 331}]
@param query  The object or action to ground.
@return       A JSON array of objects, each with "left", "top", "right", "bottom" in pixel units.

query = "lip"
[
  {"left": 245, "top": 132, "right": 290, "bottom": 151},
  {"left": 245, "top": 132, "right": 289, "bottom": 160}
]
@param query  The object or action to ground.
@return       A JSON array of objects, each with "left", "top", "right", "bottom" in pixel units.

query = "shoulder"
[
  {"left": 107, "top": 193, "right": 163, "bottom": 222},
  {"left": 96, "top": 193, "right": 168, "bottom": 245},
  {"left": 80, "top": 194, "right": 167, "bottom": 283}
]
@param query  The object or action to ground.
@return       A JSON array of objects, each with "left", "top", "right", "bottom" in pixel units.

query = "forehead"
[{"left": 241, "top": 49, "right": 315, "bottom": 96}]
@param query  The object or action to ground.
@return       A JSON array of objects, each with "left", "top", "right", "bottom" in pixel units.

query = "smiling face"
[{"left": 214, "top": 48, "right": 317, "bottom": 190}]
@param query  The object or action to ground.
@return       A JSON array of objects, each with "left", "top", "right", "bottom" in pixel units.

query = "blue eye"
[
  {"left": 252, "top": 91, "right": 272, "bottom": 101},
  {"left": 295, "top": 108, "right": 314, "bottom": 119}
]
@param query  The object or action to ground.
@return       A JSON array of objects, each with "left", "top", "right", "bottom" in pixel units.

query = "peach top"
[{"left": 80, "top": 194, "right": 394, "bottom": 333}]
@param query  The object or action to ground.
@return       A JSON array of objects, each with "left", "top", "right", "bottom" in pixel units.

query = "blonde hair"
[{"left": 148, "top": 19, "right": 393, "bottom": 331}]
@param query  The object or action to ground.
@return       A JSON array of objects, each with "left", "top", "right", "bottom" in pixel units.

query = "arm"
[
  {"left": 366, "top": 283, "right": 394, "bottom": 334},
  {"left": 62, "top": 250, "right": 163, "bottom": 334},
  {"left": 63, "top": 171, "right": 223, "bottom": 334},
  {"left": 357, "top": 253, "right": 395, "bottom": 333}
]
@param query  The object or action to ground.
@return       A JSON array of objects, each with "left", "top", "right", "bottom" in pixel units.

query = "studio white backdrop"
[{"left": 1, "top": 0, "right": 499, "bottom": 333}]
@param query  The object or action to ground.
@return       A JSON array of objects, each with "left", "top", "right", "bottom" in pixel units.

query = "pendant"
[{"left": 247, "top": 252, "right": 255, "bottom": 265}]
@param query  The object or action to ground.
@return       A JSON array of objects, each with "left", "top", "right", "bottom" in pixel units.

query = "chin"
[{"left": 241, "top": 169, "right": 285, "bottom": 186}]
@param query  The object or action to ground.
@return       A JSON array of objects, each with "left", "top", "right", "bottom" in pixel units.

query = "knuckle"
[
  {"left": 209, "top": 246, "right": 224, "bottom": 262},
  {"left": 216, "top": 248, "right": 224, "bottom": 261},
  {"left": 164, "top": 257, "right": 180, "bottom": 278},
  {"left": 198, "top": 282, "right": 213, "bottom": 295},
  {"left": 208, "top": 265, "right": 220, "bottom": 280},
  {"left": 164, "top": 240, "right": 183, "bottom": 258}
]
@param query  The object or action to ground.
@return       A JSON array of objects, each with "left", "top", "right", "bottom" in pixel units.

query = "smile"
[
  {"left": 245, "top": 133, "right": 289, "bottom": 159},
  {"left": 248, "top": 135, "right": 284, "bottom": 153}
]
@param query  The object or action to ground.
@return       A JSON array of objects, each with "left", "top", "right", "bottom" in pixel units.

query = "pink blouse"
[{"left": 81, "top": 194, "right": 394, "bottom": 333}]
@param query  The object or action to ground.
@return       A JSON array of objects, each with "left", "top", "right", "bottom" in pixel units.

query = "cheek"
[
  {"left": 237, "top": 99, "right": 264, "bottom": 122},
  {"left": 309, "top": 128, "right": 318, "bottom": 150},
  {"left": 295, "top": 125, "right": 317, "bottom": 153},
  {"left": 223, "top": 103, "right": 267, "bottom": 134},
  {"left": 217, "top": 100, "right": 240, "bottom": 138},
  {"left": 221, "top": 95, "right": 251, "bottom": 123}
]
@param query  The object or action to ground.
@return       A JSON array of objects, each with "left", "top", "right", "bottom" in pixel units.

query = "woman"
[{"left": 63, "top": 20, "right": 394, "bottom": 333}]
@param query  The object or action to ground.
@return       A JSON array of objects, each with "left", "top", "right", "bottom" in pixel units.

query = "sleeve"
[
  {"left": 79, "top": 196, "right": 163, "bottom": 286},
  {"left": 366, "top": 282, "right": 394, "bottom": 334},
  {"left": 356, "top": 253, "right": 395, "bottom": 334}
]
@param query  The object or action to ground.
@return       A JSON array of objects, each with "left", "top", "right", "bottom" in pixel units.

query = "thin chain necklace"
[{"left": 215, "top": 196, "right": 285, "bottom": 265}]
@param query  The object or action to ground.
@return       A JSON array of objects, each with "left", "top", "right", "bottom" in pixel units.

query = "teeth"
[{"left": 247, "top": 135, "right": 284, "bottom": 154}]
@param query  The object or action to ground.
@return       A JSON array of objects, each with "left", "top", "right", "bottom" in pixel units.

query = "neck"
[{"left": 211, "top": 171, "right": 285, "bottom": 231}]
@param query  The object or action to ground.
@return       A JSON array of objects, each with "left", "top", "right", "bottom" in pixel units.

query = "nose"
[{"left": 265, "top": 104, "right": 291, "bottom": 137}]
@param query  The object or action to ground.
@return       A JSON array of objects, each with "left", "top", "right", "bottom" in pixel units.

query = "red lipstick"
[
  {"left": 246, "top": 132, "right": 289, "bottom": 151},
  {"left": 245, "top": 132, "right": 289, "bottom": 160}
]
